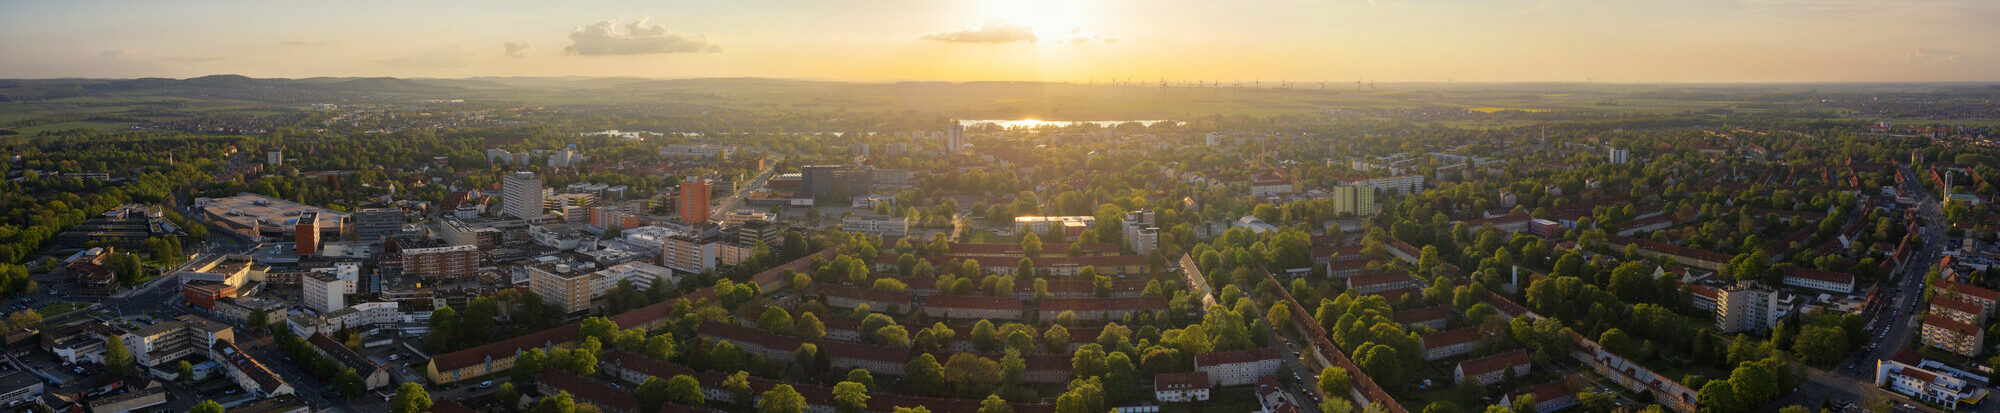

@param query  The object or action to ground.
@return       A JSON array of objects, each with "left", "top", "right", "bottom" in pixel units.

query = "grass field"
[{"left": 36, "top": 301, "right": 87, "bottom": 317}]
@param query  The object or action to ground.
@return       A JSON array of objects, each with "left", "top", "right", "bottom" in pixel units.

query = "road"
[
  {"left": 709, "top": 157, "right": 780, "bottom": 221},
  {"left": 1787, "top": 165, "right": 1960, "bottom": 412}
]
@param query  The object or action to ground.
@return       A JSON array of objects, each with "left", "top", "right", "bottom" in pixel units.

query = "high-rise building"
[
  {"left": 800, "top": 165, "right": 872, "bottom": 201},
  {"left": 502, "top": 172, "right": 545, "bottom": 220},
  {"left": 1122, "top": 210, "right": 1159, "bottom": 255},
  {"left": 663, "top": 227, "right": 720, "bottom": 274},
  {"left": 1714, "top": 283, "right": 1790, "bottom": 333},
  {"left": 528, "top": 263, "right": 595, "bottom": 314},
  {"left": 1331, "top": 185, "right": 1379, "bottom": 216},
  {"left": 295, "top": 212, "right": 319, "bottom": 255},
  {"left": 266, "top": 147, "right": 283, "bottom": 166},
  {"left": 1609, "top": 147, "right": 1631, "bottom": 164},
  {"left": 678, "top": 177, "right": 711, "bottom": 223},
  {"left": 302, "top": 272, "right": 345, "bottom": 314},
  {"left": 947, "top": 122, "right": 967, "bottom": 153}
]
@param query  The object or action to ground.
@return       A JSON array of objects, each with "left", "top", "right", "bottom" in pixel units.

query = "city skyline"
[{"left": 4, "top": 0, "right": 1997, "bottom": 82}]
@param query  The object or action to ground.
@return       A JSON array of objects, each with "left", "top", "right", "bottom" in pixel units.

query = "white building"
[
  {"left": 659, "top": 144, "right": 733, "bottom": 158},
  {"left": 947, "top": 123, "right": 967, "bottom": 153},
  {"left": 1876, "top": 354, "right": 1975, "bottom": 410},
  {"left": 1154, "top": 372, "right": 1211, "bottom": 402},
  {"left": 1608, "top": 147, "right": 1630, "bottom": 164},
  {"left": 302, "top": 272, "right": 345, "bottom": 314},
  {"left": 1715, "top": 283, "right": 1793, "bottom": 334},
  {"left": 1122, "top": 210, "right": 1159, "bottom": 255},
  {"left": 1205, "top": 132, "right": 1225, "bottom": 147},
  {"left": 1331, "top": 185, "right": 1379, "bottom": 216},
  {"left": 595, "top": 262, "right": 678, "bottom": 294},
  {"left": 502, "top": 172, "right": 545, "bottom": 220},
  {"left": 841, "top": 216, "right": 909, "bottom": 238}
]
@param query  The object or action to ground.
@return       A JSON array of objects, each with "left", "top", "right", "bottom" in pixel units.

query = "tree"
[
  {"left": 758, "top": 384, "right": 807, "bottom": 413},
  {"left": 637, "top": 376, "right": 672, "bottom": 413},
  {"left": 757, "top": 307, "right": 794, "bottom": 333},
  {"left": 427, "top": 305, "right": 458, "bottom": 352},
  {"left": 943, "top": 353, "right": 1002, "bottom": 398},
  {"left": 796, "top": 312, "right": 827, "bottom": 339},
  {"left": 1071, "top": 346, "right": 1108, "bottom": 379},
  {"left": 667, "top": 375, "right": 705, "bottom": 407},
  {"left": 972, "top": 319, "right": 1000, "bottom": 352},
  {"left": 537, "top": 391, "right": 576, "bottom": 413},
  {"left": 906, "top": 354, "right": 947, "bottom": 397},
  {"left": 723, "top": 371, "right": 754, "bottom": 409},
  {"left": 105, "top": 336, "right": 132, "bottom": 376},
  {"left": 1320, "top": 366, "right": 1352, "bottom": 397},
  {"left": 499, "top": 382, "right": 521, "bottom": 410},
  {"left": 176, "top": 360, "right": 193, "bottom": 383},
  {"left": 833, "top": 381, "right": 870, "bottom": 413},
  {"left": 513, "top": 348, "right": 547, "bottom": 382},
  {"left": 1044, "top": 325, "right": 1070, "bottom": 352},
  {"left": 978, "top": 394, "right": 1013, "bottom": 413},
  {"left": 1104, "top": 352, "right": 1138, "bottom": 405},
  {"left": 1022, "top": 232, "right": 1043, "bottom": 257},
  {"left": 246, "top": 308, "right": 268, "bottom": 331},
  {"left": 334, "top": 368, "right": 365, "bottom": 398},
  {"left": 392, "top": 382, "right": 433, "bottom": 413},
  {"left": 845, "top": 368, "right": 877, "bottom": 391},
  {"left": 190, "top": 400, "right": 225, "bottom": 413},
  {"left": 1424, "top": 401, "right": 1460, "bottom": 413},
  {"left": 1598, "top": 328, "right": 1633, "bottom": 356}
]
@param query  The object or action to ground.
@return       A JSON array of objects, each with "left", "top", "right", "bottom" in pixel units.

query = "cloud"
[
  {"left": 1908, "top": 48, "right": 1964, "bottom": 63},
  {"left": 921, "top": 21, "right": 1038, "bottom": 44},
  {"left": 504, "top": 42, "right": 532, "bottom": 58},
  {"left": 564, "top": 18, "right": 720, "bottom": 55}
]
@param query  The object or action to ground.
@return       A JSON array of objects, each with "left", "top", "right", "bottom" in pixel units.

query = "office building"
[
  {"left": 663, "top": 229, "right": 719, "bottom": 274},
  {"left": 801, "top": 165, "right": 873, "bottom": 201},
  {"left": 212, "top": 340, "right": 293, "bottom": 398},
  {"left": 678, "top": 177, "right": 711, "bottom": 223},
  {"left": 394, "top": 242, "right": 481, "bottom": 280},
  {"left": 502, "top": 172, "right": 545, "bottom": 220},
  {"left": 841, "top": 216, "right": 909, "bottom": 238},
  {"left": 351, "top": 208, "right": 404, "bottom": 241}
]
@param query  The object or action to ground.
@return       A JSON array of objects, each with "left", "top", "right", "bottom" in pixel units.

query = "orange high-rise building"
[{"left": 678, "top": 177, "right": 711, "bottom": 223}]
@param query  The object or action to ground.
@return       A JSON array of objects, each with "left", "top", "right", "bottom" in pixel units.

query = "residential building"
[
  {"left": 1392, "top": 306, "right": 1452, "bottom": 331},
  {"left": 1122, "top": 210, "right": 1159, "bottom": 255},
  {"left": 597, "top": 262, "right": 677, "bottom": 293},
  {"left": 1501, "top": 381, "right": 1579, "bottom": 413},
  {"left": 1193, "top": 347, "right": 1282, "bottom": 386},
  {"left": 678, "top": 177, "right": 711, "bottom": 224},
  {"left": 820, "top": 285, "right": 913, "bottom": 314},
  {"left": 947, "top": 122, "right": 967, "bottom": 153},
  {"left": 1037, "top": 296, "right": 1168, "bottom": 321},
  {"left": 1013, "top": 216, "right": 1096, "bottom": 238},
  {"left": 306, "top": 334, "right": 392, "bottom": 390},
  {"left": 529, "top": 263, "right": 597, "bottom": 314},
  {"left": 1347, "top": 272, "right": 1419, "bottom": 295},
  {"left": 1528, "top": 219, "right": 1562, "bottom": 239},
  {"left": 1331, "top": 185, "right": 1379, "bottom": 216},
  {"left": 529, "top": 225, "right": 586, "bottom": 251},
  {"left": 1421, "top": 328, "right": 1485, "bottom": 361},
  {"left": 589, "top": 206, "right": 641, "bottom": 231},
  {"left": 922, "top": 295, "right": 1024, "bottom": 320},
  {"left": 1608, "top": 147, "right": 1630, "bottom": 164},
  {"left": 502, "top": 172, "right": 545, "bottom": 220},
  {"left": 295, "top": 211, "right": 319, "bottom": 255},
  {"left": 1715, "top": 283, "right": 1788, "bottom": 334},
  {"left": 1929, "top": 296, "right": 1985, "bottom": 325},
  {"left": 658, "top": 144, "right": 733, "bottom": 158},
  {"left": 537, "top": 370, "right": 640, "bottom": 413},
  {"left": 663, "top": 228, "right": 719, "bottom": 274},
  {"left": 1920, "top": 316, "right": 1982, "bottom": 357},
  {"left": 841, "top": 216, "right": 909, "bottom": 238},
  {"left": 1781, "top": 266, "right": 1855, "bottom": 294},
  {"left": 394, "top": 243, "right": 481, "bottom": 280},
  {"left": 122, "top": 314, "right": 235, "bottom": 368},
  {"left": 1453, "top": 349, "right": 1531, "bottom": 386},
  {"left": 1690, "top": 285, "right": 1720, "bottom": 311},
  {"left": 1154, "top": 372, "right": 1211, "bottom": 402},
  {"left": 211, "top": 340, "right": 293, "bottom": 398},
  {"left": 302, "top": 272, "right": 345, "bottom": 314},
  {"left": 1933, "top": 281, "right": 1999, "bottom": 316}
]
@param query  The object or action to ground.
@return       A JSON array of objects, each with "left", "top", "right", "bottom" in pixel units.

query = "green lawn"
[{"left": 36, "top": 301, "right": 87, "bottom": 317}]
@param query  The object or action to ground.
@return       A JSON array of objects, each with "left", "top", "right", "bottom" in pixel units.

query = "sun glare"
[{"left": 980, "top": 0, "right": 1087, "bottom": 43}]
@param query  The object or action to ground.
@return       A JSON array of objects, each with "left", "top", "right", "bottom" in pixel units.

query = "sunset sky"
[{"left": 3, "top": 0, "right": 1996, "bottom": 82}]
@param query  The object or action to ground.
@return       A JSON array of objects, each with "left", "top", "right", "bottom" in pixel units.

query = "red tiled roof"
[
  {"left": 950, "top": 243, "right": 1119, "bottom": 256},
  {"left": 1606, "top": 236, "right": 1732, "bottom": 264},
  {"left": 1014, "top": 279, "right": 1150, "bottom": 295},
  {"left": 1924, "top": 316, "right": 1980, "bottom": 336},
  {"left": 1690, "top": 285, "right": 1720, "bottom": 301},
  {"left": 429, "top": 323, "right": 578, "bottom": 373},
  {"left": 430, "top": 400, "right": 478, "bottom": 413},
  {"left": 601, "top": 349, "right": 697, "bottom": 379},
  {"left": 1782, "top": 266, "right": 1855, "bottom": 285},
  {"left": 1312, "top": 246, "right": 1366, "bottom": 259},
  {"left": 820, "top": 284, "right": 913, "bottom": 305},
  {"left": 1155, "top": 372, "right": 1210, "bottom": 392},
  {"left": 1349, "top": 272, "right": 1415, "bottom": 287},
  {"left": 1899, "top": 366, "right": 1939, "bottom": 383},
  {"left": 1937, "top": 281, "right": 2000, "bottom": 301},
  {"left": 1038, "top": 296, "right": 1169, "bottom": 312},
  {"left": 1193, "top": 346, "right": 1280, "bottom": 368},
  {"left": 1456, "top": 349, "right": 1530, "bottom": 377},
  {"left": 891, "top": 254, "right": 1149, "bottom": 269},
  {"left": 1931, "top": 296, "right": 1984, "bottom": 317},
  {"left": 1509, "top": 380, "right": 1573, "bottom": 405},
  {"left": 1423, "top": 328, "right": 1485, "bottom": 350},
  {"left": 537, "top": 370, "right": 638, "bottom": 412},
  {"left": 699, "top": 322, "right": 806, "bottom": 351},
  {"left": 817, "top": 340, "right": 912, "bottom": 364},
  {"left": 925, "top": 295, "right": 1025, "bottom": 311},
  {"left": 1392, "top": 306, "right": 1453, "bottom": 325}
]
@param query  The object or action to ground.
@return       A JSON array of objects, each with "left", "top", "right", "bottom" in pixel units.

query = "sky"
[{"left": 2, "top": 0, "right": 1997, "bottom": 82}]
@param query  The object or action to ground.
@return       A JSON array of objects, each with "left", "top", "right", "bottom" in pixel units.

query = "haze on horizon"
[{"left": 3, "top": 0, "right": 1996, "bottom": 83}]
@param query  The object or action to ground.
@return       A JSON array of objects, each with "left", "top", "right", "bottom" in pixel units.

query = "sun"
[{"left": 978, "top": 0, "right": 1087, "bottom": 42}]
